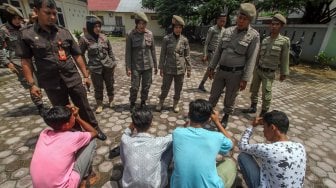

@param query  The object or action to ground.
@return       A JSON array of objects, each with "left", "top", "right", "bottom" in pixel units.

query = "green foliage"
[
  {"left": 73, "top": 29, "right": 83, "bottom": 40},
  {"left": 315, "top": 51, "right": 335, "bottom": 68}
]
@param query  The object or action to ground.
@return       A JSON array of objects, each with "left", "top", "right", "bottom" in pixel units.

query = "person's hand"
[
  {"left": 83, "top": 77, "right": 91, "bottom": 90},
  {"left": 202, "top": 56, "right": 208, "bottom": 63},
  {"left": 210, "top": 110, "right": 220, "bottom": 124},
  {"left": 239, "top": 80, "right": 247, "bottom": 91},
  {"left": 7, "top": 63, "right": 18, "bottom": 74},
  {"left": 30, "top": 85, "right": 42, "bottom": 98},
  {"left": 159, "top": 69, "right": 163, "bottom": 77},
  {"left": 279, "top": 75, "right": 286, "bottom": 82},
  {"left": 252, "top": 117, "right": 263, "bottom": 127},
  {"left": 187, "top": 71, "right": 191, "bottom": 78},
  {"left": 208, "top": 68, "right": 214, "bottom": 80},
  {"left": 129, "top": 123, "right": 135, "bottom": 132},
  {"left": 67, "top": 105, "right": 79, "bottom": 118},
  {"left": 126, "top": 69, "right": 131, "bottom": 77},
  {"left": 154, "top": 68, "right": 158, "bottom": 75}
]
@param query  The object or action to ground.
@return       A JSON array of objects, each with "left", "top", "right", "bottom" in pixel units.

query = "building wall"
[
  {"left": 60, "top": 0, "right": 88, "bottom": 33},
  {"left": 324, "top": 29, "right": 336, "bottom": 59},
  {"left": 254, "top": 24, "right": 328, "bottom": 62}
]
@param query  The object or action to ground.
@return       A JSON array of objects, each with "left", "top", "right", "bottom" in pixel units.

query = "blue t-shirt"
[{"left": 171, "top": 127, "right": 233, "bottom": 188}]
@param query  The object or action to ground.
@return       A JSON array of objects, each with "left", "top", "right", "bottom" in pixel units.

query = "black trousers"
[{"left": 45, "top": 80, "right": 98, "bottom": 127}]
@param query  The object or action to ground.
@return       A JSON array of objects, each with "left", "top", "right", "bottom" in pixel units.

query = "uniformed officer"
[
  {"left": 125, "top": 12, "right": 158, "bottom": 112},
  {"left": 15, "top": 0, "right": 106, "bottom": 140},
  {"left": 208, "top": 3, "right": 260, "bottom": 128},
  {"left": 198, "top": 13, "right": 227, "bottom": 92},
  {"left": 242, "top": 13, "right": 290, "bottom": 116},
  {"left": 79, "top": 15, "right": 116, "bottom": 114},
  {"left": 0, "top": 3, "right": 43, "bottom": 113},
  {"left": 156, "top": 15, "right": 191, "bottom": 113}
]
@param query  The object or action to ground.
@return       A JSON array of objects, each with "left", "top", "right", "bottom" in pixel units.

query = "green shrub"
[
  {"left": 73, "top": 29, "right": 83, "bottom": 40},
  {"left": 315, "top": 51, "right": 335, "bottom": 68}
]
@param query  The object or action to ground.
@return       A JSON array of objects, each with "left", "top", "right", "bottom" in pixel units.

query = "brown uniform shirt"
[
  {"left": 15, "top": 23, "right": 83, "bottom": 89},
  {"left": 0, "top": 23, "right": 21, "bottom": 66}
]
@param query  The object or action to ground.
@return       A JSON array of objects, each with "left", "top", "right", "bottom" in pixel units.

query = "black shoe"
[
  {"left": 259, "top": 110, "right": 267, "bottom": 117},
  {"left": 198, "top": 84, "right": 207, "bottom": 92},
  {"left": 140, "top": 101, "right": 147, "bottom": 108},
  {"left": 221, "top": 114, "right": 229, "bottom": 129},
  {"left": 96, "top": 126, "right": 107, "bottom": 141},
  {"left": 130, "top": 102, "right": 136, "bottom": 113},
  {"left": 109, "top": 146, "right": 120, "bottom": 159},
  {"left": 242, "top": 107, "right": 257, "bottom": 113}
]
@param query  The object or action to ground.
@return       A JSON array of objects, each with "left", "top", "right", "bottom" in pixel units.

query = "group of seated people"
[{"left": 29, "top": 99, "right": 306, "bottom": 188}]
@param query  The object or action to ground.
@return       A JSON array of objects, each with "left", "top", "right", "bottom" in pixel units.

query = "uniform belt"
[
  {"left": 219, "top": 65, "right": 244, "bottom": 72},
  {"left": 258, "top": 65, "right": 275, "bottom": 72}
]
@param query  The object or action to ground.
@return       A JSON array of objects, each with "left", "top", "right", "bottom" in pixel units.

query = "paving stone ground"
[{"left": 0, "top": 38, "right": 335, "bottom": 188}]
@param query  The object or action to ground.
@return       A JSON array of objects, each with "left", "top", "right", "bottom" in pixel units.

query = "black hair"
[
  {"left": 34, "top": 0, "right": 57, "bottom": 10},
  {"left": 262, "top": 110, "right": 289, "bottom": 134},
  {"left": 131, "top": 108, "right": 153, "bottom": 132},
  {"left": 188, "top": 99, "right": 213, "bottom": 124},
  {"left": 217, "top": 13, "right": 227, "bottom": 19},
  {"left": 42, "top": 106, "right": 72, "bottom": 130}
]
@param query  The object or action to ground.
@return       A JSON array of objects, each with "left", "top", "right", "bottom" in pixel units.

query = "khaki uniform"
[
  {"left": 16, "top": 23, "right": 98, "bottom": 127},
  {"left": 79, "top": 33, "right": 116, "bottom": 103},
  {"left": 158, "top": 33, "right": 191, "bottom": 102},
  {"left": 0, "top": 23, "right": 42, "bottom": 107},
  {"left": 209, "top": 25, "right": 260, "bottom": 114},
  {"left": 250, "top": 35, "right": 290, "bottom": 111},
  {"left": 201, "top": 25, "right": 225, "bottom": 82},
  {"left": 125, "top": 28, "right": 157, "bottom": 103}
]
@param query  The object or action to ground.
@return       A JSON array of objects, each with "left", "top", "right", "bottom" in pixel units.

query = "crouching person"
[
  {"left": 238, "top": 110, "right": 306, "bottom": 188},
  {"left": 171, "top": 99, "right": 237, "bottom": 188},
  {"left": 120, "top": 108, "right": 173, "bottom": 188},
  {"left": 30, "top": 106, "right": 98, "bottom": 187}
]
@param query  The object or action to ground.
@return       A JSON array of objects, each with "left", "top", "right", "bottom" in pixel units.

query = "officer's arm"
[
  {"left": 280, "top": 39, "right": 290, "bottom": 76},
  {"left": 208, "top": 39, "right": 223, "bottom": 70},
  {"left": 158, "top": 37, "right": 167, "bottom": 70},
  {"left": 107, "top": 40, "right": 116, "bottom": 61},
  {"left": 241, "top": 36, "right": 260, "bottom": 82},
  {"left": 203, "top": 28, "right": 213, "bottom": 57},
  {"left": 73, "top": 55, "right": 90, "bottom": 78},
  {"left": 78, "top": 37, "right": 88, "bottom": 66},
  {"left": 125, "top": 33, "right": 132, "bottom": 71},
  {"left": 21, "top": 58, "right": 35, "bottom": 84},
  {"left": 184, "top": 39, "right": 191, "bottom": 73},
  {"left": 151, "top": 35, "right": 158, "bottom": 70},
  {"left": 0, "top": 32, "right": 10, "bottom": 66}
]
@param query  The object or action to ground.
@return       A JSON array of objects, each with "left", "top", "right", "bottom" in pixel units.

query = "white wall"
[{"left": 58, "top": 0, "right": 88, "bottom": 33}]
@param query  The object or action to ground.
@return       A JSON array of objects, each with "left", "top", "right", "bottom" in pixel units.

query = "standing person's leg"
[
  {"left": 199, "top": 52, "right": 213, "bottom": 91},
  {"left": 217, "top": 158, "right": 237, "bottom": 188},
  {"left": 156, "top": 74, "right": 173, "bottom": 111},
  {"left": 172, "top": 74, "right": 184, "bottom": 113},
  {"left": 223, "top": 71, "right": 242, "bottom": 115},
  {"left": 140, "top": 68, "right": 152, "bottom": 107},
  {"left": 44, "top": 81, "right": 70, "bottom": 106},
  {"left": 73, "top": 140, "right": 97, "bottom": 181},
  {"left": 243, "top": 69, "right": 262, "bottom": 113},
  {"left": 237, "top": 152, "right": 260, "bottom": 188},
  {"left": 103, "top": 65, "right": 116, "bottom": 108},
  {"left": 68, "top": 83, "right": 106, "bottom": 140},
  {"left": 261, "top": 71, "right": 275, "bottom": 116},
  {"left": 209, "top": 71, "right": 226, "bottom": 107},
  {"left": 90, "top": 72, "right": 104, "bottom": 113},
  {"left": 129, "top": 69, "right": 141, "bottom": 110}
]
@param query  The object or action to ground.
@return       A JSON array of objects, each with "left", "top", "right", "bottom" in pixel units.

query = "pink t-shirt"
[{"left": 30, "top": 129, "right": 91, "bottom": 188}]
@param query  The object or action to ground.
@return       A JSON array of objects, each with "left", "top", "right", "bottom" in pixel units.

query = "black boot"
[
  {"left": 96, "top": 126, "right": 107, "bottom": 141},
  {"left": 242, "top": 103, "right": 257, "bottom": 113},
  {"left": 259, "top": 109, "right": 268, "bottom": 117},
  {"left": 130, "top": 102, "right": 136, "bottom": 113},
  {"left": 140, "top": 101, "right": 147, "bottom": 108},
  {"left": 198, "top": 81, "right": 206, "bottom": 92},
  {"left": 221, "top": 114, "right": 229, "bottom": 129}
]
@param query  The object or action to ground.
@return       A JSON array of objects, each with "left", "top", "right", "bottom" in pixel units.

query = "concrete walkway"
[{"left": 0, "top": 39, "right": 335, "bottom": 187}]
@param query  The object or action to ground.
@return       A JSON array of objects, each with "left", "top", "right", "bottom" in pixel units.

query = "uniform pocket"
[
  {"left": 88, "top": 44, "right": 99, "bottom": 56},
  {"left": 132, "top": 37, "right": 142, "bottom": 47},
  {"left": 145, "top": 37, "right": 152, "bottom": 46},
  {"left": 270, "top": 45, "right": 281, "bottom": 57},
  {"left": 235, "top": 41, "right": 248, "bottom": 55},
  {"left": 221, "top": 37, "right": 231, "bottom": 49},
  {"left": 30, "top": 43, "right": 47, "bottom": 58}
]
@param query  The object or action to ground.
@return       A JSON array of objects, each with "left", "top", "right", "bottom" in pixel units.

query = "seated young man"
[
  {"left": 30, "top": 106, "right": 97, "bottom": 188},
  {"left": 171, "top": 99, "right": 237, "bottom": 188},
  {"left": 120, "top": 108, "right": 173, "bottom": 188},
  {"left": 238, "top": 110, "right": 306, "bottom": 188}
]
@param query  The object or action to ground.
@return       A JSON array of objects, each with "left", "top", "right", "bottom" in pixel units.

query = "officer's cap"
[
  {"left": 3, "top": 3, "right": 24, "bottom": 19},
  {"left": 86, "top": 15, "right": 102, "bottom": 24},
  {"left": 172, "top": 15, "right": 185, "bottom": 26},
  {"left": 134, "top": 12, "right": 148, "bottom": 23},
  {"left": 239, "top": 3, "right": 256, "bottom": 19},
  {"left": 273, "top": 13, "right": 286, "bottom": 25}
]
